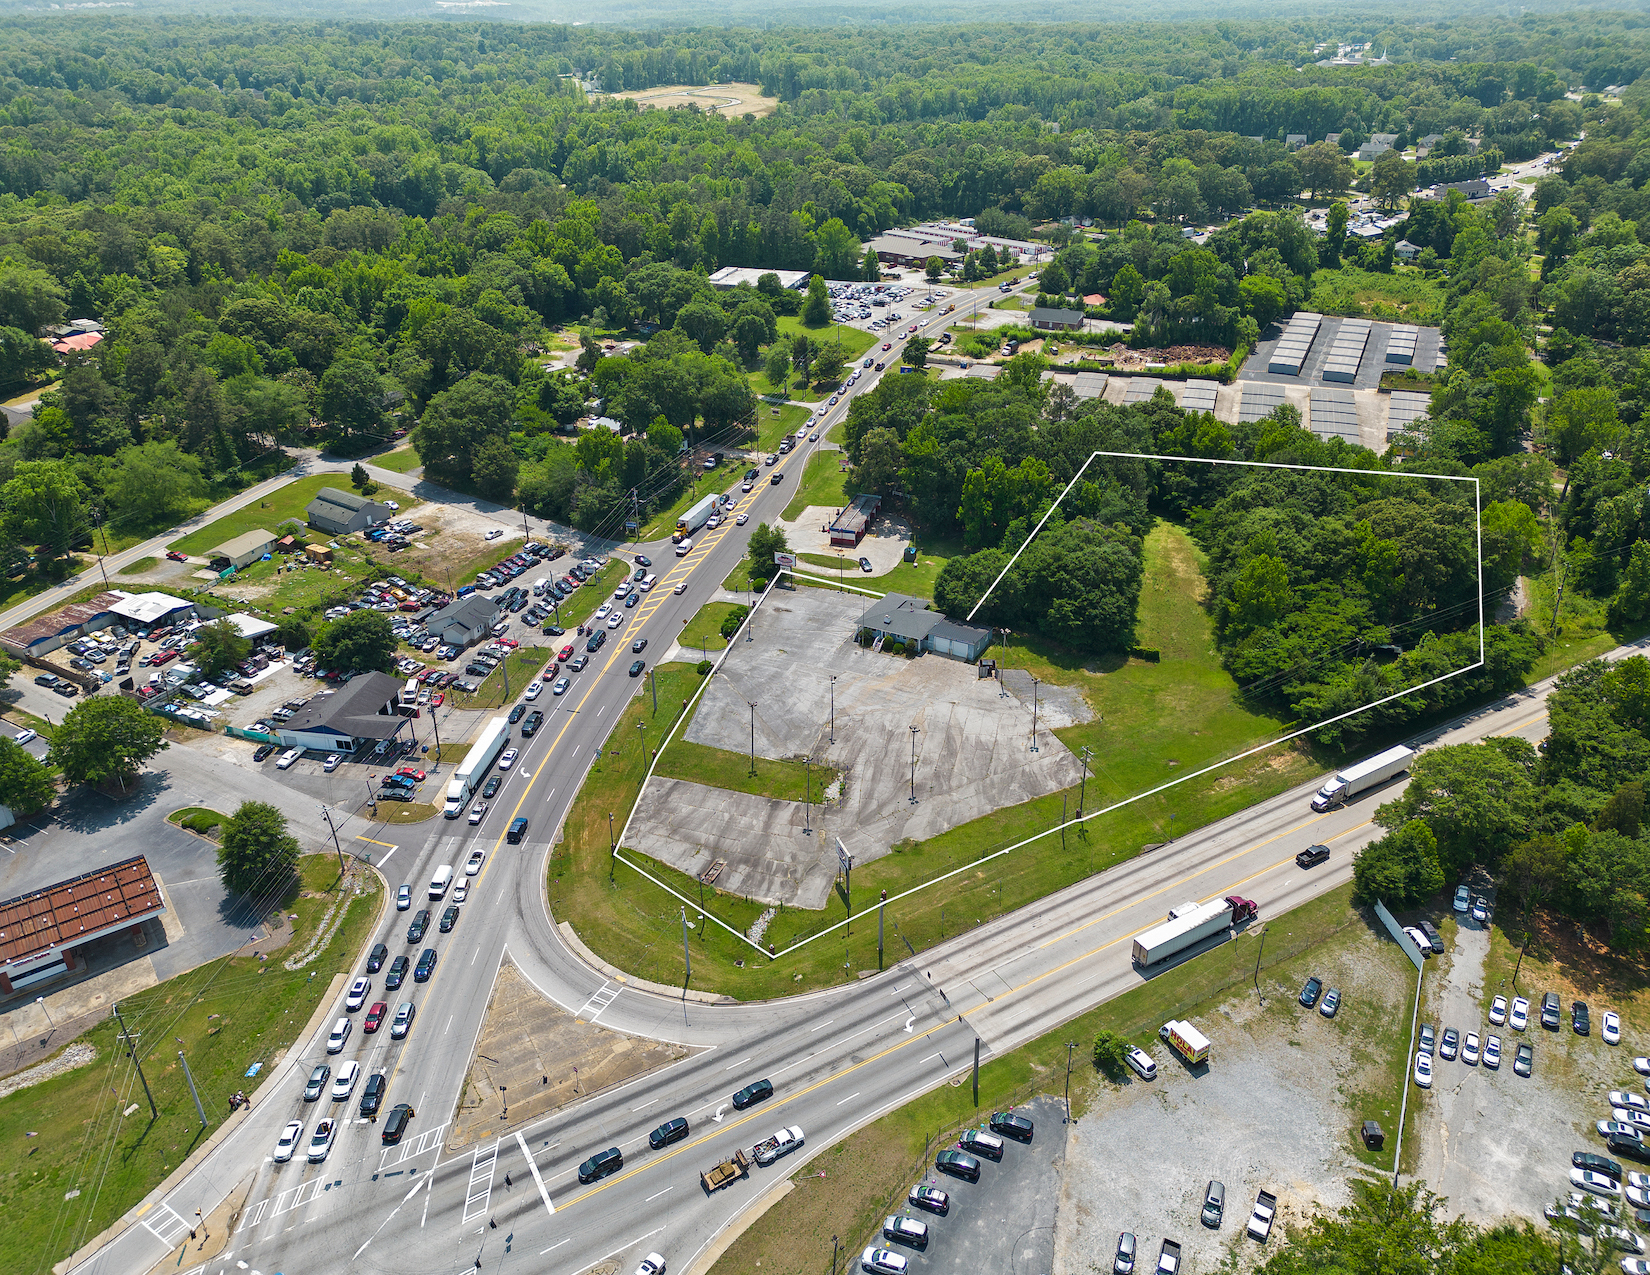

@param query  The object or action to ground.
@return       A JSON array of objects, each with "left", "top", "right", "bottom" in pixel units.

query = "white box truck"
[
  {"left": 1310, "top": 744, "right": 1416, "bottom": 811},
  {"left": 675, "top": 494, "right": 719, "bottom": 540},
  {"left": 442, "top": 716, "right": 510, "bottom": 817}
]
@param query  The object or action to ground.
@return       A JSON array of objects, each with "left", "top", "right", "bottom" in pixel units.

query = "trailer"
[
  {"left": 700, "top": 1148, "right": 752, "bottom": 1192},
  {"left": 1311, "top": 744, "right": 1415, "bottom": 811},
  {"left": 1132, "top": 898, "right": 1238, "bottom": 966},
  {"left": 676, "top": 494, "right": 720, "bottom": 539},
  {"left": 442, "top": 716, "right": 509, "bottom": 816},
  {"left": 1247, "top": 1190, "right": 1278, "bottom": 1242},
  {"left": 1159, "top": 1020, "right": 1211, "bottom": 1066}
]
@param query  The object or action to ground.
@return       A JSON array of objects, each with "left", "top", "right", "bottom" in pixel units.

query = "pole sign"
[
  {"left": 836, "top": 836, "right": 852, "bottom": 874},
  {"left": 774, "top": 552, "right": 796, "bottom": 569}
]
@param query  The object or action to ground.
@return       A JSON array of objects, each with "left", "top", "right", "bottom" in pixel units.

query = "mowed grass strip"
[
  {"left": 676, "top": 601, "right": 742, "bottom": 654},
  {"left": 780, "top": 450, "right": 849, "bottom": 520},
  {"left": 552, "top": 526, "right": 1318, "bottom": 998},
  {"left": 0, "top": 855, "right": 380, "bottom": 1274},
  {"left": 169, "top": 474, "right": 420, "bottom": 555},
  {"left": 714, "top": 882, "right": 1401, "bottom": 1274}
]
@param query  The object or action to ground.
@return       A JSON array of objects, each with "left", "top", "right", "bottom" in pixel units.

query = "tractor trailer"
[
  {"left": 675, "top": 494, "right": 720, "bottom": 540},
  {"left": 1132, "top": 896, "right": 1257, "bottom": 966},
  {"left": 1310, "top": 744, "right": 1416, "bottom": 811},
  {"left": 442, "top": 716, "right": 510, "bottom": 817}
]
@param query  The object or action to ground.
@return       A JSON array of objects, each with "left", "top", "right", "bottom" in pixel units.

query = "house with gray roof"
[{"left": 306, "top": 487, "right": 392, "bottom": 535}]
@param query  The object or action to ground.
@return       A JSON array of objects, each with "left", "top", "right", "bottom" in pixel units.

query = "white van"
[
  {"left": 675, "top": 538, "right": 693, "bottom": 557},
  {"left": 533, "top": 577, "right": 551, "bottom": 596},
  {"left": 428, "top": 864, "right": 454, "bottom": 899},
  {"left": 276, "top": 747, "right": 303, "bottom": 770},
  {"left": 1125, "top": 1046, "right": 1157, "bottom": 1081},
  {"left": 640, "top": 574, "right": 658, "bottom": 592}
]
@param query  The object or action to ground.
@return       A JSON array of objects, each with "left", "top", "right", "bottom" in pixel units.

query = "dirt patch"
[
  {"left": 1092, "top": 343, "right": 1230, "bottom": 370},
  {"left": 360, "top": 502, "right": 523, "bottom": 588},
  {"left": 599, "top": 82, "right": 775, "bottom": 119},
  {"left": 448, "top": 962, "right": 694, "bottom": 1148}
]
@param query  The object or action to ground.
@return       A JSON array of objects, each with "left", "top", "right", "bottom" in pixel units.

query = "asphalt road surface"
[{"left": 68, "top": 284, "right": 1627, "bottom": 1275}]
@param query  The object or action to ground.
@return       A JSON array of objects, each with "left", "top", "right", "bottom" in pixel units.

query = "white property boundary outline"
[{"left": 614, "top": 453, "right": 1482, "bottom": 960}]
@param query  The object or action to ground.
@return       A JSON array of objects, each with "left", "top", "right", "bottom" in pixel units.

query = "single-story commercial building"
[
  {"left": 223, "top": 613, "right": 280, "bottom": 642},
  {"left": 865, "top": 235, "right": 964, "bottom": 269},
  {"left": 426, "top": 595, "right": 500, "bottom": 650},
  {"left": 0, "top": 856, "right": 166, "bottom": 994},
  {"left": 0, "top": 590, "right": 126, "bottom": 657},
  {"left": 208, "top": 528, "right": 276, "bottom": 570},
  {"left": 829, "top": 493, "right": 882, "bottom": 548},
  {"left": 108, "top": 591, "right": 198, "bottom": 632},
  {"left": 859, "top": 593, "right": 992, "bottom": 662},
  {"left": 706, "top": 267, "right": 810, "bottom": 291},
  {"left": 306, "top": 487, "right": 393, "bottom": 536},
  {"left": 275, "top": 671, "right": 408, "bottom": 754},
  {"left": 1029, "top": 307, "right": 1084, "bottom": 331}
]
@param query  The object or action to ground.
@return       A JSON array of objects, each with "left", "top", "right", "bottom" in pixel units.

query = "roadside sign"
[{"left": 774, "top": 553, "right": 796, "bottom": 568}]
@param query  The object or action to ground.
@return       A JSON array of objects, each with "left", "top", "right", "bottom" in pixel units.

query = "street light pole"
[
  {"left": 1065, "top": 1041, "right": 1076, "bottom": 1124},
  {"left": 829, "top": 675, "right": 837, "bottom": 744},
  {"left": 1078, "top": 745, "right": 1092, "bottom": 816},
  {"left": 909, "top": 725, "right": 920, "bottom": 804},
  {"left": 749, "top": 702, "right": 757, "bottom": 776},
  {"left": 1030, "top": 675, "right": 1040, "bottom": 751}
]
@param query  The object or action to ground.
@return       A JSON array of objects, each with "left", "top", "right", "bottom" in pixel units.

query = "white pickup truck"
[
  {"left": 1247, "top": 1190, "right": 1278, "bottom": 1242},
  {"left": 750, "top": 1125, "right": 805, "bottom": 1166}
]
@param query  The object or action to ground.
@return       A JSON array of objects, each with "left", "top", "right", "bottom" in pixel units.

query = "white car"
[
  {"left": 673, "top": 581, "right": 688, "bottom": 595},
  {"left": 861, "top": 1246, "right": 908, "bottom": 1274},
  {"left": 465, "top": 849, "right": 485, "bottom": 876},
  {"left": 1462, "top": 1031, "right": 1480, "bottom": 1065},
  {"left": 1629, "top": 1185, "right": 1650, "bottom": 1209},
  {"left": 468, "top": 801, "right": 487, "bottom": 825},
  {"left": 331, "top": 1060, "right": 360, "bottom": 1100},
  {"left": 323, "top": 753, "right": 342, "bottom": 772},
  {"left": 1489, "top": 995, "right": 1507, "bottom": 1025},
  {"left": 1578, "top": 1167, "right": 1626, "bottom": 1196},
  {"left": 307, "top": 1118, "right": 337, "bottom": 1163},
  {"left": 485, "top": 529, "right": 503, "bottom": 540},
  {"left": 595, "top": 603, "right": 612, "bottom": 619},
  {"left": 1510, "top": 997, "right": 1530, "bottom": 1031},
  {"left": 273, "top": 1120, "right": 304, "bottom": 1163},
  {"left": 1607, "top": 1011, "right": 1623, "bottom": 1045},
  {"left": 1623, "top": 1257, "right": 1650, "bottom": 1274},
  {"left": 12, "top": 729, "right": 36, "bottom": 746},
  {"left": 452, "top": 881, "right": 468, "bottom": 903},
  {"left": 1614, "top": 1108, "right": 1650, "bottom": 1135},
  {"left": 1601, "top": 1120, "right": 1643, "bottom": 1140},
  {"left": 1631, "top": 1172, "right": 1650, "bottom": 1190},
  {"left": 1413, "top": 1051, "right": 1433, "bottom": 1087},
  {"left": 524, "top": 681, "right": 542, "bottom": 700},
  {"left": 382, "top": 500, "right": 399, "bottom": 511},
  {"left": 498, "top": 749, "right": 518, "bottom": 770},
  {"left": 635, "top": 1256, "right": 666, "bottom": 1275},
  {"left": 1615, "top": 1092, "right": 1650, "bottom": 1114},
  {"left": 736, "top": 513, "right": 749, "bottom": 526},
  {"left": 1483, "top": 1034, "right": 1501, "bottom": 1069},
  {"left": 345, "top": 977, "right": 371, "bottom": 1011},
  {"left": 326, "top": 1016, "right": 351, "bottom": 1054},
  {"left": 1403, "top": 926, "right": 1432, "bottom": 954},
  {"left": 1471, "top": 897, "right": 1489, "bottom": 923},
  {"left": 606, "top": 612, "right": 624, "bottom": 629}
]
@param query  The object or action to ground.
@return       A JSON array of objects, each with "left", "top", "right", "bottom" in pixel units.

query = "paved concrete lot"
[
  {"left": 1240, "top": 315, "right": 1441, "bottom": 388},
  {"left": 897, "top": 1096, "right": 1064, "bottom": 1274},
  {"left": 628, "top": 588, "right": 1086, "bottom": 906}
]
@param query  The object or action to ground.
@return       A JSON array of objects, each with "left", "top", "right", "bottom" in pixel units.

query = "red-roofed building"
[
  {"left": 50, "top": 332, "right": 103, "bottom": 355},
  {"left": 0, "top": 856, "right": 165, "bottom": 993}
]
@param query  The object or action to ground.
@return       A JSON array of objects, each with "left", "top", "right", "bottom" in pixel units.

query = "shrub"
[{"left": 696, "top": 659, "right": 713, "bottom": 676}]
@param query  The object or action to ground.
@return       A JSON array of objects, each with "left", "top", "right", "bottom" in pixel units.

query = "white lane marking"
[
  {"left": 919, "top": 1052, "right": 942, "bottom": 1065},
  {"left": 575, "top": 983, "right": 620, "bottom": 1023},
  {"left": 515, "top": 1131, "right": 555, "bottom": 1217},
  {"left": 461, "top": 1141, "right": 499, "bottom": 1223},
  {"left": 836, "top": 1092, "right": 860, "bottom": 1106},
  {"left": 889, "top": 985, "right": 908, "bottom": 995},
  {"left": 632, "top": 1098, "right": 658, "bottom": 1111},
  {"left": 711, "top": 1104, "right": 728, "bottom": 1123},
  {"left": 645, "top": 1186, "right": 673, "bottom": 1202},
  {"left": 809, "top": 1020, "right": 834, "bottom": 1032},
  {"left": 445, "top": 1015, "right": 453, "bottom": 1034},
  {"left": 540, "top": 1237, "right": 572, "bottom": 1256},
  {"left": 904, "top": 1017, "right": 914, "bottom": 1033},
  {"left": 723, "top": 1056, "right": 752, "bottom": 1070}
]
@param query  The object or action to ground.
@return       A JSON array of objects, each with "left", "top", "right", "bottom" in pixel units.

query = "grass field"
[
  {"left": 0, "top": 855, "right": 379, "bottom": 1275},
  {"left": 374, "top": 446, "right": 422, "bottom": 474},
  {"left": 451, "top": 645, "right": 553, "bottom": 711},
  {"left": 1523, "top": 571, "right": 1650, "bottom": 681},
  {"left": 169, "top": 476, "right": 421, "bottom": 556},
  {"left": 676, "top": 600, "right": 742, "bottom": 654},
  {"left": 780, "top": 451, "right": 850, "bottom": 520},
  {"left": 796, "top": 536, "right": 962, "bottom": 601},
  {"left": 553, "top": 523, "right": 1319, "bottom": 998},
  {"left": 755, "top": 403, "right": 812, "bottom": 453},
  {"left": 1308, "top": 265, "right": 1444, "bottom": 324},
  {"left": 713, "top": 879, "right": 1401, "bottom": 1272},
  {"left": 654, "top": 738, "right": 839, "bottom": 803},
  {"left": 636, "top": 467, "right": 744, "bottom": 542},
  {"left": 777, "top": 316, "right": 879, "bottom": 362},
  {"left": 117, "top": 556, "right": 161, "bottom": 576}
]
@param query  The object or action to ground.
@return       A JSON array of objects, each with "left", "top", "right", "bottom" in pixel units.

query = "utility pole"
[
  {"left": 878, "top": 891, "right": 885, "bottom": 970},
  {"left": 1077, "top": 746, "right": 1092, "bottom": 816},
  {"left": 829, "top": 675, "right": 837, "bottom": 744},
  {"left": 319, "top": 806, "right": 346, "bottom": 875},
  {"left": 972, "top": 1036, "right": 980, "bottom": 1107},
  {"left": 804, "top": 753, "right": 812, "bottom": 834},
  {"left": 682, "top": 907, "right": 691, "bottom": 984},
  {"left": 429, "top": 703, "right": 443, "bottom": 771},
  {"left": 1029, "top": 676, "right": 1040, "bottom": 751},
  {"left": 637, "top": 718, "right": 647, "bottom": 765},
  {"left": 909, "top": 725, "right": 920, "bottom": 804},
  {"left": 1062, "top": 794, "right": 1067, "bottom": 850},
  {"left": 1065, "top": 1041, "right": 1076, "bottom": 1123},
  {"left": 178, "top": 1049, "right": 208, "bottom": 1129},
  {"left": 113, "top": 1003, "right": 157, "bottom": 1119},
  {"left": 748, "top": 702, "right": 757, "bottom": 776},
  {"left": 91, "top": 507, "right": 112, "bottom": 589}
]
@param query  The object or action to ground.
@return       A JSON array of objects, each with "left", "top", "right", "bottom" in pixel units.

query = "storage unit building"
[
  {"left": 1384, "top": 324, "right": 1419, "bottom": 365},
  {"left": 1308, "top": 387, "right": 1361, "bottom": 443},
  {"left": 1267, "top": 312, "right": 1323, "bottom": 375},
  {"left": 1320, "top": 318, "right": 1371, "bottom": 383}
]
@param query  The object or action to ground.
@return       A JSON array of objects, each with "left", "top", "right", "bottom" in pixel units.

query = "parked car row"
[{"left": 884, "top": 1110, "right": 1036, "bottom": 1271}]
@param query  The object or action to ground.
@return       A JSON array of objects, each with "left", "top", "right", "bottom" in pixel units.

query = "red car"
[
  {"left": 397, "top": 766, "right": 426, "bottom": 781},
  {"left": 165, "top": 550, "right": 187, "bottom": 562},
  {"left": 558, "top": 644, "right": 575, "bottom": 661},
  {"left": 882, "top": 342, "right": 892, "bottom": 350},
  {"left": 152, "top": 649, "right": 178, "bottom": 666},
  {"left": 495, "top": 637, "right": 519, "bottom": 648},
  {"left": 429, "top": 693, "right": 444, "bottom": 707},
  {"left": 363, "top": 1001, "right": 388, "bottom": 1033}
]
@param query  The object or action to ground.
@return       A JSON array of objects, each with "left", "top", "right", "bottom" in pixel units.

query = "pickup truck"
[
  {"left": 751, "top": 1125, "right": 805, "bottom": 1166},
  {"left": 700, "top": 1148, "right": 752, "bottom": 1192},
  {"left": 1157, "top": 1238, "right": 1182, "bottom": 1275},
  {"left": 1247, "top": 1190, "right": 1278, "bottom": 1242}
]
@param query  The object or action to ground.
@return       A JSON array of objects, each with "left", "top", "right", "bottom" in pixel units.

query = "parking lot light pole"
[
  {"left": 1065, "top": 1041, "right": 1076, "bottom": 1123},
  {"left": 830, "top": 676, "right": 837, "bottom": 744},
  {"left": 909, "top": 725, "right": 920, "bottom": 804},
  {"left": 749, "top": 702, "right": 757, "bottom": 777}
]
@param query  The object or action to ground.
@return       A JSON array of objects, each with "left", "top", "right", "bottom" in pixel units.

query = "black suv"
[
  {"left": 359, "top": 1073, "right": 388, "bottom": 1117},
  {"left": 586, "top": 630, "right": 605, "bottom": 653},
  {"left": 366, "top": 942, "right": 388, "bottom": 972},
  {"left": 649, "top": 1117, "right": 689, "bottom": 1149},
  {"left": 381, "top": 1103, "right": 415, "bottom": 1145},
  {"left": 732, "top": 1078, "right": 773, "bottom": 1109},
  {"left": 934, "top": 1149, "right": 980, "bottom": 1181},
  {"left": 1541, "top": 991, "right": 1562, "bottom": 1030},
  {"left": 1299, "top": 975, "right": 1323, "bottom": 1008},
  {"left": 1295, "top": 844, "right": 1330, "bottom": 869},
  {"left": 1574, "top": 1000, "right": 1591, "bottom": 1034},
  {"left": 385, "top": 954, "right": 410, "bottom": 989},
  {"left": 407, "top": 909, "right": 429, "bottom": 944},
  {"left": 1575, "top": 1151, "right": 1624, "bottom": 1179},
  {"left": 522, "top": 710, "right": 544, "bottom": 736},
  {"left": 508, "top": 704, "right": 526, "bottom": 724},
  {"left": 989, "top": 1111, "right": 1034, "bottom": 1141},
  {"left": 414, "top": 948, "right": 438, "bottom": 982},
  {"left": 507, "top": 817, "right": 529, "bottom": 844},
  {"left": 578, "top": 1147, "right": 623, "bottom": 1183}
]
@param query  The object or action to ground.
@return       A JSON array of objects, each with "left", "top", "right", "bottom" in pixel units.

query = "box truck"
[
  {"left": 675, "top": 494, "right": 719, "bottom": 540},
  {"left": 1132, "top": 896, "right": 1256, "bottom": 966},
  {"left": 1160, "top": 1020, "right": 1211, "bottom": 1066},
  {"left": 1310, "top": 744, "right": 1416, "bottom": 811},
  {"left": 442, "top": 717, "right": 510, "bottom": 817}
]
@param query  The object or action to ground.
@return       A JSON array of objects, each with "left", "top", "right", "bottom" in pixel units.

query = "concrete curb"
[
  {"left": 57, "top": 867, "right": 389, "bottom": 1275},
  {"left": 557, "top": 922, "right": 735, "bottom": 1005},
  {"left": 686, "top": 1179, "right": 793, "bottom": 1275}
]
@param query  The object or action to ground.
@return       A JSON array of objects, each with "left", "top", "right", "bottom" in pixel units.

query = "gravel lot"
[{"left": 1053, "top": 926, "right": 1416, "bottom": 1274}]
